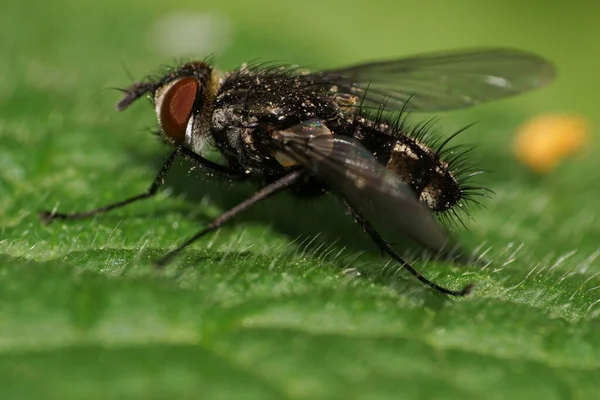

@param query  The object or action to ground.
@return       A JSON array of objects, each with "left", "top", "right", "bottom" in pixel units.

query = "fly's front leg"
[{"left": 39, "top": 146, "right": 246, "bottom": 224}]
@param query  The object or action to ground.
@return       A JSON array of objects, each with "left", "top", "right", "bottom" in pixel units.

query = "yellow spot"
[{"left": 513, "top": 113, "right": 590, "bottom": 173}]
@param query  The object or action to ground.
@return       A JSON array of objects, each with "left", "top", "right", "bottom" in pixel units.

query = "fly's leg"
[
  {"left": 39, "top": 146, "right": 246, "bottom": 223},
  {"left": 155, "top": 170, "right": 306, "bottom": 267},
  {"left": 346, "top": 203, "right": 473, "bottom": 296}
]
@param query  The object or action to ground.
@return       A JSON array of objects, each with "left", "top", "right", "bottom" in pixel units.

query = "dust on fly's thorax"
[
  {"left": 215, "top": 67, "right": 346, "bottom": 127},
  {"left": 208, "top": 76, "right": 349, "bottom": 172}
]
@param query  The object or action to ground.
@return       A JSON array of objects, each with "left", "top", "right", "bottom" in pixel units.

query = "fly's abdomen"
[{"left": 350, "top": 117, "right": 464, "bottom": 213}]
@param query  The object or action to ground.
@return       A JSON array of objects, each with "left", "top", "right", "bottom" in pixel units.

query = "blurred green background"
[{"left": 1, "top": 0, "right": 600, "bottom": 399}]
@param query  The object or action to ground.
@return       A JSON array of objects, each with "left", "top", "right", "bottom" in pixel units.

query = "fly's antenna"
[{"left": 115, "top": 82, "right": 156, "bottom": 111}]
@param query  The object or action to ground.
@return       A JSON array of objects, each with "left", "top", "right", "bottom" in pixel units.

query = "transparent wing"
[
  {"left": 317, "top": 47, "right": 555, "bottom": 112},
  {"left": 277, "top": 120, "right": 455, "bottom": 254}
]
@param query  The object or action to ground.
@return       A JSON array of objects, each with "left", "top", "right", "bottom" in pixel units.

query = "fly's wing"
[
  {"left": 277, "top": 120, "right": 456, "bottom": 255},
  {"left": 316, "top": 48, "right": 555, "bottom": 112}
]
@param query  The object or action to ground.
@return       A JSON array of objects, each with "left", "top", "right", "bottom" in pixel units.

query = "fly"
[{"left": 39, "top": 48, "right": 555, "bottom": 296}]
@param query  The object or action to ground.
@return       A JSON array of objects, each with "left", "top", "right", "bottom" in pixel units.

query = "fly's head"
[{"left": 116, "top": 61, "right": 218, "bottom": 147}]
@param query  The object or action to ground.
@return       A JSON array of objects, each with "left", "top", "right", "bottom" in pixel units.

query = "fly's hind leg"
[{"left": 345, "top": 203, "right": 473, "bottom": 296}]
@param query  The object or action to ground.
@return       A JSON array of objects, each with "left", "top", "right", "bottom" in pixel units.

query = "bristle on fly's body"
[{"left": 348, "top": 102, "right": 489, "bottom": 230}]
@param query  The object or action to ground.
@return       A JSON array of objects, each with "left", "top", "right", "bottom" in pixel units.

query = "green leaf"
[{"left": 2, "top": 0, "right": 600, "bottom": 399}]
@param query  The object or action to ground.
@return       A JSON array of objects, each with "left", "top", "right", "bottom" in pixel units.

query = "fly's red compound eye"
[{"left": 154, "top": 77, "right": 199, "bottom": 144}]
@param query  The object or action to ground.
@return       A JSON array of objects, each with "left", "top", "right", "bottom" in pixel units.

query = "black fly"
[{"left": 39, "top": 48, "right": 555, "bottom": 296}]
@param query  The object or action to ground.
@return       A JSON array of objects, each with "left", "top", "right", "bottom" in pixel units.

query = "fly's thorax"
[
  {"left": 210, "top": 69, "right": 345, "bottom": 169},
  {"left": 386, "top": 137, "right": 462, "bottom": 212},
  {"left": 152, "top": 62, "right": 221, "bottom": 153}
]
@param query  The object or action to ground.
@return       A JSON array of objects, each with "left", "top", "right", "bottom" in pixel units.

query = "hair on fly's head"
[{"left": 115, "top": 58, "right": 216, "bottom": 112}]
